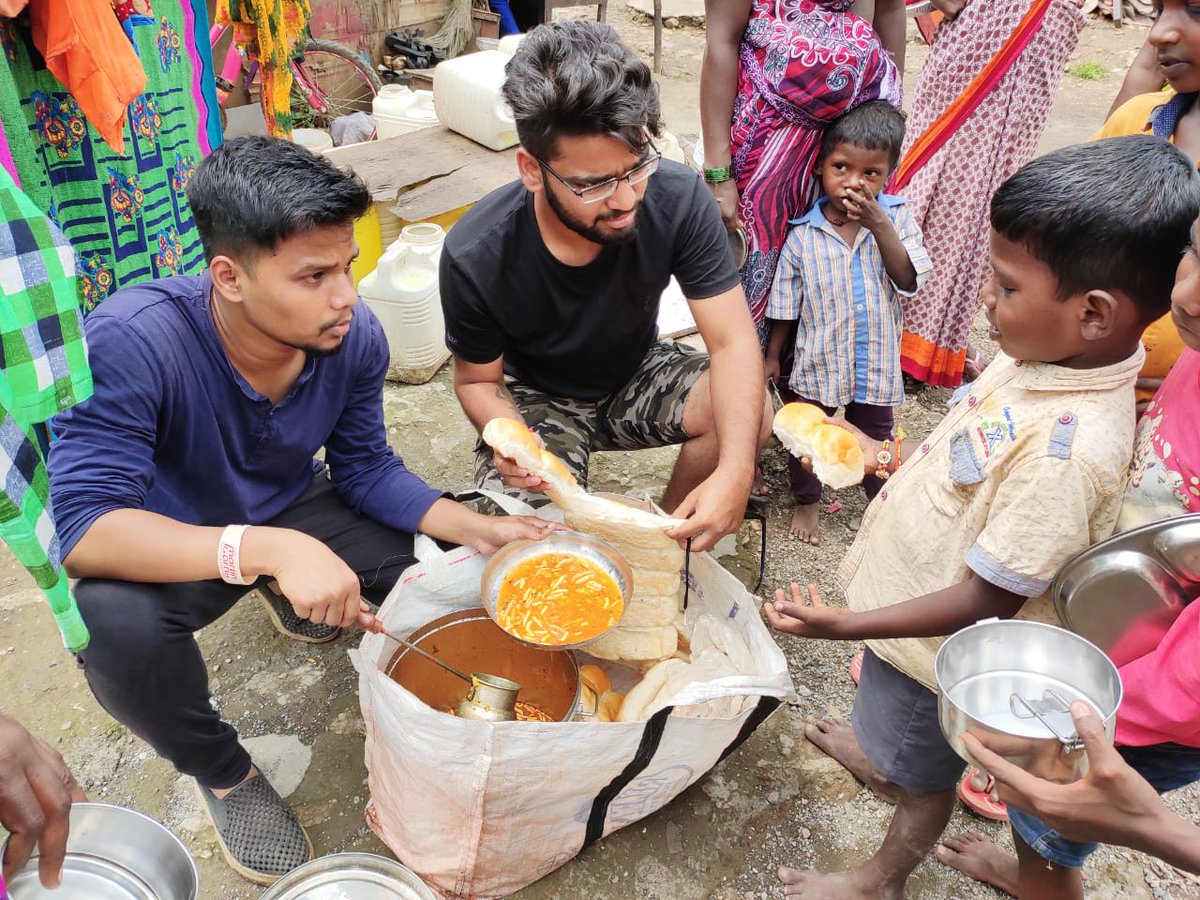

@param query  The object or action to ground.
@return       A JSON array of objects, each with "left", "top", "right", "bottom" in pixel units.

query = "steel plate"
[{"left": 1052, "top": 513, "right": 1200, "bottom": 666}]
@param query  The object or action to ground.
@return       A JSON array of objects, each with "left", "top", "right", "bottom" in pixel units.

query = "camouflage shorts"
[{"left": 475, "top": 341, "right": 710, "bottom": 506}]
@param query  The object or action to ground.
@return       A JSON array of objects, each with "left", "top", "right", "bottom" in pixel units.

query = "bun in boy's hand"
[{"left": 772, "top": 403, "right": 865, "bottom": 489}]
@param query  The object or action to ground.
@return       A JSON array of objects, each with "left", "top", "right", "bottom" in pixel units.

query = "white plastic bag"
[{"left": 350, "top": 498, "right": 797, "bottom": 899}]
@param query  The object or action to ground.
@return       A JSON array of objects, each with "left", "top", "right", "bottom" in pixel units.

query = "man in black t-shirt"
[{"left": 441, "top": 21, "right": 771, "bottom": 551}]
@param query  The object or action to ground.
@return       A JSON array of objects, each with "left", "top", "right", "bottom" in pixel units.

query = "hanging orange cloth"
[
  {"left": 25, "top": 0, "right": 147, "bottom": 154},
  {"left": 216, "top": 0, "right": 311, "bottom": 138}
]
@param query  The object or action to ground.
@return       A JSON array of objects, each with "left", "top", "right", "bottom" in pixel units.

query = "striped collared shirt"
[{"left": 766, "top": 194, "right": 931, "bottom": 408}]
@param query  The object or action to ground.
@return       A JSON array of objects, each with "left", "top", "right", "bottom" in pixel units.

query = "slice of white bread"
[
  {"left": 587, "top": 624, "right": 678, "bottom": 665},
  {"left": 634, "top": 568, "right": 684, "bottom": 597},
  {"left": 618, "top": 593, "right": 682, "bottom": 628},
  {"left": 617, "top": 658, "right": 687, "bottom": 722},
  {"left": 772, "top": 402, "right": 865, "bottom": 490},
  {"left": 481, "top": 417, "right": 585, "bottom": 505}
]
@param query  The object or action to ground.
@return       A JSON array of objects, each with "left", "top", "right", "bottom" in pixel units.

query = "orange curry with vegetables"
[{"left": 496, "top": 552, "right": 623, "bottom": 646}]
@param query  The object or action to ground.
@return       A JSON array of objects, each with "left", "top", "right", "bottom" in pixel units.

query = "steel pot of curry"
[{"left": 385, "top": 608, "right": 582, "bottom": 722}]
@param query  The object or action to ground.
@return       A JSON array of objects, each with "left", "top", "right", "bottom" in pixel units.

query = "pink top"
[{"left": 1115, "top": 349, "right": 1200, "bottom": 748}]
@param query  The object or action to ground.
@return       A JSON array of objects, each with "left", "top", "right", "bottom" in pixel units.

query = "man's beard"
[
  {"left": 544, "top": 185, "right": 640, "bottom": 246},
  {"left": 301, "top": 343, "right": 346, "bottom": 358}
]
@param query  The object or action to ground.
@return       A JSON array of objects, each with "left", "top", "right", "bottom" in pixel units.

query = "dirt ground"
[{"left": 3, "top": 8, "right": 1200, "bottom": 900}]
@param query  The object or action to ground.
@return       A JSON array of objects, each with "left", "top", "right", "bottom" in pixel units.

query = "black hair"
[
  {"left": 991, "top": 135, "right": 1200, "bottom": 320},
  {"left": 501, "top": 20, "right": 663, "bottom": 161},
  {"left": 186, "top": 136, "right": 371, "bottom": 265},
  {"left": 818, "top": 100, "right": 907, "bottom": 169}
]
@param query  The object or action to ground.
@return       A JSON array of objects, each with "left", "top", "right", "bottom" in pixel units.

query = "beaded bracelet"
[
  {"left": 703, "top": 165, "right": 734, "bottom": 184},
  {"left": 875, "top": 440, "right": 893, "bottom": 479}
]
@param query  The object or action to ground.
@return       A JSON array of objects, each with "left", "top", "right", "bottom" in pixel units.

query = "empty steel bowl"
[
  {"left": 259, "top": 852, "right": 436, "bottom": 899},
  {"left": 480, "top": 530, "right": 632, "bottom": 650},
  {"left": 935, "top": 619, "right": 1122, "bottom": 781},
  {"left": 1, "top": 802, "right": 198, "bottom": 899}
]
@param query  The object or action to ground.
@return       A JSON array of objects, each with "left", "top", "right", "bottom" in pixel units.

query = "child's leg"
[
  {"left": 780, "top": 786, "right": 956, "bottom": 899},
  {"left": 778, "top": 385, "right": 831, "bottom": 544},
  {"left": 844, "top": 403, "right": 894, "bottom": 500},
  {"left": 1014, "top": 829, "right": 1084, "bottom": 900},
  {"left": 938, "top": 742, "right": 1200, "bottom": 896},
  {"left": 782, "top": 650, "right": 964, "bottom": 896}
]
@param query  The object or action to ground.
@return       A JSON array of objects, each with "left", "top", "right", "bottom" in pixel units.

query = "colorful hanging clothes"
[
  {"left": 731, "top": 0, "right": 901, "bottom": 334},
  {"left": 27, "top": 0, "right": 147, "bottom": 152},
  {"left": 216, "top": 0, "right": 310, "bottom": 137},
  {"left": 896, "top": 0, "right": 1083, "bottom": 388},
  {"left": 0, "top": 0, "right": 221, "bottom": 312},
  {"left": 0, "top": 166, "right": 92, "bottom": 652}
]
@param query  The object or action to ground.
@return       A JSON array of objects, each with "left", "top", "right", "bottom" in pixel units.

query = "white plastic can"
[
  {"left": 372, "top": 84, "right": 440, "bottom": 140},
  {"left": 357, "top": 223, "right": 451, "bottom": 384},
  {"left": 432, "top": 50, "right": 518, "bottom": 151}
]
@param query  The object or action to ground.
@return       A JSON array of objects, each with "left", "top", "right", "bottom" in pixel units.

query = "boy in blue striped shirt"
[{"left": 765, "top": 101, "right": 932, "bottom": 545}]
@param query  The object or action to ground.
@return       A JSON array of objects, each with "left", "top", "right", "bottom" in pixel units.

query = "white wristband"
[{"left": 217, "top": 524, "right": 254, "bottom": 585}]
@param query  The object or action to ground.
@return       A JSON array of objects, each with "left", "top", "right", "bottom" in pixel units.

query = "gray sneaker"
[
  {"left": 195, "top": 774, "right": 313, "bottom": 884},
  {"left": 257, "top": 586, "right": 340, "bottom": 643}
]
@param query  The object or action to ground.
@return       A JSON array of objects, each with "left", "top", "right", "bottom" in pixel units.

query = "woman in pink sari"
[{"left": 701, "top": 0, "right": 901, "bottom": 338}]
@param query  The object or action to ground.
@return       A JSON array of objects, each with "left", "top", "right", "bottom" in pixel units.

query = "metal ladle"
[{"left": 361, "top": 615, "right": 522, "bottom": 721}]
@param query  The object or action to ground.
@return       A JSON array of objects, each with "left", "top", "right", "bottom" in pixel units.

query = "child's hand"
[
  {"left": 765, "top": 355, "right": 781, "bottom": 382},
  {"left": 843, "top": 186, "right": 888, "bottom": 233},
  {"left": 763, "top": 582, "right": 852, "bottom": 639},
  {"left": 824, "top": 416, "right": 884, "bottom": 474}
]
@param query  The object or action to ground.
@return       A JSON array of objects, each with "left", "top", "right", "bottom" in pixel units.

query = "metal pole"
[{"left": 653, "top": 0, "right": 663, "bottom": 74}]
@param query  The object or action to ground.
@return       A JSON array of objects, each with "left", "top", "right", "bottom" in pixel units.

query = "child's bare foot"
[
  {"left": 790, "top": 502, "right": 821, "bottom": 544},
  {"left": 934, "top": 833, "right": 1018, "bottom": 896},
  {"left": 805, "top": 716, "right": 901, "bottom": 804},
  {"left": 778, "top": 865, "right": 903, "bottom": 899}
]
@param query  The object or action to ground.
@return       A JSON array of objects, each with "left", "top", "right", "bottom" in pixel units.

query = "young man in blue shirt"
[{"left": 47, "top": 137, "right": 552, "bottom": 885}]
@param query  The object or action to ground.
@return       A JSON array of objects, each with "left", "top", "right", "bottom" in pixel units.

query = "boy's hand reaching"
[
  {"left": 764, "top": 582, "right": 852, "bottom": 639},
  {"left": 843, "top": 186, "right": 888, "bottom": 233}
]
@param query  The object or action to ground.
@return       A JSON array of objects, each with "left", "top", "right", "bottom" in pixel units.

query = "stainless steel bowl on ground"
[
  {"left": 258, "top": 852, "right": 436, "bottom": 899},
  {"left": 480, "top": 530, "right": 634, "bottom": 651},
  {"left": 934, "top": 618, "right": 1122, "bottom": 781},
  {"left": 1, "top": 803, "right": 198, "bottom": 900}
]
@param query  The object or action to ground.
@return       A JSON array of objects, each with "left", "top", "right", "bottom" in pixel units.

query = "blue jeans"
[{"left": 1009, "top": 742, "right": 1200, "bottom": 867}]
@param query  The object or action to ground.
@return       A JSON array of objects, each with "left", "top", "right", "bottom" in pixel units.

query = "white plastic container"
[
  {"left": 498, "top": 34, "right": 524, "bottom": 55},
  {"left": 657, "top": 129, "right": 687, "bottom": 165},
  {"left": 372, "top": 85, "right": 440, "bottom": 140},
  {"left": 291, "top": 128, "right": 333, "bottom": 154},
  {"left": 357, "top": 223, "right": 451, "bottom": 384},
  {"left": 433, "top": 50, "right": 518, "bottom": 151}
]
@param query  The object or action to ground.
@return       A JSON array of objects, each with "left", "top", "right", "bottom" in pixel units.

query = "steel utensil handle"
[{"left": 363, "top": 614, "right": 474, "bottom": 685}]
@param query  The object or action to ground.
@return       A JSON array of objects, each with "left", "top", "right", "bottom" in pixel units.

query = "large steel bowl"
[
  {"left": 480, "top": 530, "right": 633, "bottom": 651},
  {"left": 384, "top": 608, "right": 582, "bottom": 721},
  {"left": 935, "top": 619, "right": 1122, "bottom": 781},
  {"left": 1, "top": 802, "right": 198, "bottom": 899}
]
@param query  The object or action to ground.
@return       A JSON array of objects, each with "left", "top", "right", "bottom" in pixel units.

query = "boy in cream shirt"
[{"left": 763, "top": 136, "right": 1200, "bottom": 899}]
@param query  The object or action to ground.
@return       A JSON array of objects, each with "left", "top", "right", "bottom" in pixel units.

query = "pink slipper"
[
  {"left": 958, "top": 768, "right": 1009, "bottom": 822},
  {"left": 849, "top": 649, "right": 864, "bottom": 685}
]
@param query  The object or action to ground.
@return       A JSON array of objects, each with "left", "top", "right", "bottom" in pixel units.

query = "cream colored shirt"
[{"left": 838, "top": 349, "right": 1144, "bottom": 691}]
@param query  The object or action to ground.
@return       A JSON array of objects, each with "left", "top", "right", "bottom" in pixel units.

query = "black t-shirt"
[{"left": 439, "top": 159, "right": 740, "bottom": 401}]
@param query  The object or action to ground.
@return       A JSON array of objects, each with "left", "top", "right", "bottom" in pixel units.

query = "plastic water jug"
[
  {"left": 498, "top": 34, "right": 524, "bottom": 55},
  {"left": 357, "top": 223, "right": 450, "bottom": 384},
  {"left": 372, "top": 85, "right": 439, "bottom": 140},
  {"left": 433, "top": 51, "right": 518, "bottom": 151}
]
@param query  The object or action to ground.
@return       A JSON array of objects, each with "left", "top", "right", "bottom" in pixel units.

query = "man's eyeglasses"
[{"left": 537, "top": 138, "right": 662, "bottom": 205}]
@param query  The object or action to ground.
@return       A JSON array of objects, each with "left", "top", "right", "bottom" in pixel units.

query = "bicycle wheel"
[{"left": 284, "top": 38, "right": 382, "bottom": 130}]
